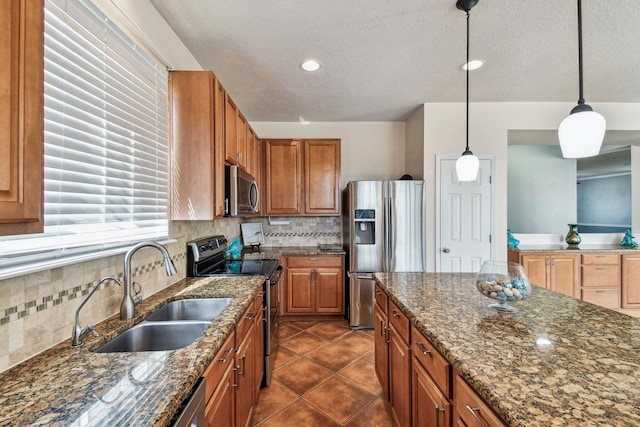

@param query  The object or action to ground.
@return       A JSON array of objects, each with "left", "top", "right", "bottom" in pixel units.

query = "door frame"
[{"left": 435, "top": 154, "right": 496, "bottom": 272}]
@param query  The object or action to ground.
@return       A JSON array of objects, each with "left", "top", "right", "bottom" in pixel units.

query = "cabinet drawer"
[
  {"left": 455, "top": 374, "right": 507, "bottom": 427},
  {"left": 388, "top": 300, "right": 410, "bottom": 345},
  {"left": 582, "top": 253, "right": 619, "bottom": 265},
  {"left": 286, "top": 255, "right": 343, "bottom": 268},
  {"left": 203, "top": 331, "right": 235, "bottom": 403},
  {"left": 374, "top": 284, "right": 388, "bottom": 313},
  {"left": 582, "top": 288, "right": 620, "bottom": 309},
  {"left": 236, "top": 301, "right": 256, "bottom": 344},
  {"left": 411, "top": 325, "right": 451, "bottom": 397},
  {"left": 582, "top": 265, "right": 620, "bottom": 287}
]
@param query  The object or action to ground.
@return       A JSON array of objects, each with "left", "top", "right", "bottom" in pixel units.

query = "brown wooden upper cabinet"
[
  {"left": 0, "top": 0, "right": 44, "bottom": 236},
  {"left": 169, "top": 70, "right": 226, "bottom": 220},
  {"left": 263, "top": 139, "right": 341, "bottom": 216},
  {"left": 224, "top": 95, "right": 238, "bottom": 166}
]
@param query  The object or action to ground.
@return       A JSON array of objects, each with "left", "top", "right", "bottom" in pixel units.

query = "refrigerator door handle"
[{"left": 384, "top": 195, "right": 390, "bottom": 271}]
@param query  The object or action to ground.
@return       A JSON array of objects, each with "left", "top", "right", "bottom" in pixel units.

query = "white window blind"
[{"left": 0, "top": 0, "right": 169, "bottom": 269}]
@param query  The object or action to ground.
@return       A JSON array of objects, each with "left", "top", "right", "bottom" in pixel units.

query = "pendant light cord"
[
  {"left": 576, "top": 0, "right": 585, "bottom": 106},
  {"left": 465, "top": 10, "right": 470, "bottom": 152}
]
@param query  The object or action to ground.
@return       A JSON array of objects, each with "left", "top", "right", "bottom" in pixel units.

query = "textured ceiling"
[{"left": 148, "top": 0, "right": 640, "bottom": 122}]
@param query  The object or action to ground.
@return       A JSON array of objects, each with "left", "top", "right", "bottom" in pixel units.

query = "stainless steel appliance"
[
  {"left": 225, "top": 165, "right": 259, "bottom": 216},
  {"left": 171, "top": 378, "right": 205, "bottom": 427},
  {"left": 186, "top": 236, "right": 281, "bottom": 386},
  {"left": 343, "top": 180, "right": 426, "bottom": 328}
]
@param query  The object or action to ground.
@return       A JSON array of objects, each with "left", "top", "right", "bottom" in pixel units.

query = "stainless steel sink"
[
  {"left": 94, "top": 321, "right": 210, "bottom": 353},
  {"left": 145, "top": 298, "right": 233, "bottom": 322}
]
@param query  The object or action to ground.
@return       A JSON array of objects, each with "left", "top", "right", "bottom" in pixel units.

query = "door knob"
[{"left": 442, "top": 248, "right": 450, "bottom": 253}]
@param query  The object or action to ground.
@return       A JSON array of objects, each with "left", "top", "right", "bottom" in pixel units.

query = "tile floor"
[{"left": 252, "top": 320, "right": 396, "bottom": 427}]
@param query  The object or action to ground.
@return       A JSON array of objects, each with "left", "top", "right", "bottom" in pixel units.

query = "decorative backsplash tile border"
[{"left": 0, "top": 252, "right": 186, "bottom": 326}]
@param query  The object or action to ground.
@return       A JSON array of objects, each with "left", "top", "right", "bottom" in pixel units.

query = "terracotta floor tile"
[
  {"left": 364, "top": 349, "right": 375, "bottom": 361},
  {"left": 253, "top": 379, "right": 299, "bottom": 425},
  {"left": 305, "top": 342, "right": 362, "bottom": 373},
  {"left": 256, "top": 398, "right": 340, "bottom": 427},
  {"left": 338, "top": 357, "right": 382, "bottom": 395},
  {"left": 272, "top": 358, "right": 333, "bottom": 395},
  {"left": 303, "top": 376, "right": 376, "bottom": 425},
  {"left": 359, "top": 328, "right": 375, "bottom": 337},
  {"left": 306, "top": 321, "right": 351, "bottom": 341},
  {"left": 281, "top": 331, "right": 329, "bottom": 356},
  {"left": 272, "top": 346, "right": 300, "bottom": 371},
  {"left": 286, "top": 320, "right": 320, "bottom": 330},
  {"left": 332, "top": 331, "right": 374, "bottom": 355},
  {"left": 276, "top": 322, "right": 302, "bottom": 339},
  {"left": 345, "top": 398, "right": 396, "bottom": 427}
]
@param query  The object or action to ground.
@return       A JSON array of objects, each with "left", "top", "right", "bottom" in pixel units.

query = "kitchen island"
[
  {"left": 0, "top": 275, "right": 264, "bottom": 426},
  {"left": 374, "top": 272, "right": 640, "bottom": 426}
]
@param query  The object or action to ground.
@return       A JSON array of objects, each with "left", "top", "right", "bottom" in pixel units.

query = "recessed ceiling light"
[
  {"left": 301, "top": 59, "right": 321, "bottom": 72},
  {"left": 460, "top": 59, "right": 484, "bottom": 71}
]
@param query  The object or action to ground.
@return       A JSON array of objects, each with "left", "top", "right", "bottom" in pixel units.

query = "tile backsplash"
[{"left": 0, "top": 216, "right": 341, "bottom": 373}]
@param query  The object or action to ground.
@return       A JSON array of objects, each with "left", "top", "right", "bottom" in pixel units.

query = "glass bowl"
[{"left": 475, "top": 261, "right": 531, "bottom": 313}]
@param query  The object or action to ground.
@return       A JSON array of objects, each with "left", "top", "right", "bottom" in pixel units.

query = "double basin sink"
[{"left": 95, "top": 298, "right": 232, "bottom": 353}]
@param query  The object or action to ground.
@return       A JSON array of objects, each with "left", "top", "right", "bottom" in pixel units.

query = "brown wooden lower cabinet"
[
  {"left": 454, "top": 374, "right": 507, "bottom": 427},
  {"left": 622, "top": 254, "right": 640, "bottom": 309},
  {"left": 389, "top": 324, "right": 411, "bottom": 427},
  {"left": 202, "top": 291, "right": 263, "bottom": 427},
  {"left": 374, "top": 302, "right": 389, "bottom": 399},
  {"left": 283, "top": 255, "right": 344, "bottom": 315},
  {"left": 412, "top": 358, "right": 451, "bottom": 427}
]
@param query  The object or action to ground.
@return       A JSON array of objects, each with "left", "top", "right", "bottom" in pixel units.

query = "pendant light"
[
  {"left": 558, "top": 0, "right": 605, "bottom": 158},
  {"left": 455, "top": 0, "right": 480, "bottom": 182}
]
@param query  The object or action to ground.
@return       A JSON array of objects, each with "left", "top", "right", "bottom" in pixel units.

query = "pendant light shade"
[
  {"left": 456, "top": 0, "right": 479, "bottom": 182},
  {"left": 558, "top": 0, "right": 605, "bottom": 158},
  {"left": 456, "top": 150, "right": 480, "bottom": 181}
]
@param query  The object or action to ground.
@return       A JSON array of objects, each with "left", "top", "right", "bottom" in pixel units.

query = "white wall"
[
  {"left": 251, "top": 122, "right": 406, "bottom": 187},
  {"left": 422, "top": 102, "right": 640, "bottom": 271},
  {"left": 405, "top": 106, "right": 425, "bottom": 180}
]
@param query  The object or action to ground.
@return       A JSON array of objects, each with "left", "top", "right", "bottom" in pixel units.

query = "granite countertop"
[
  {"left": 0, "top": 275, "right": 265, "bottom": 426},
  {"left": 374, "top": 272, "right": 640, "bottom": 427},
  {"left": 242, "top": 245, "right": 346, "bottom": 260},
  {"left": 508, "top": 244, "right": 640, "bottom": 252}
]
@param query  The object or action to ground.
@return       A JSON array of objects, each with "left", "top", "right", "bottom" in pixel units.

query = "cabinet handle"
[
  {"left": 246, "top": 311, "right": 256, "bottom": 320},
  {"left": 415, "top": 341, "right": 431, "bottom": 355},
  {"left": 384, "top": 326, "right": 391, "bottom": 344},
  {"left": 219, "top": 347, "right": 234, "bottom": 364},
  {"left": 465, "top": 405, "right": 490, "bottom": 427},
  {"left": 435, "top": 404, "right": 445, "bottom": 427},
  {"left": 375, "top": 290, "right": 382, "bottom": 296},
  {"left": 391, "top": 309, "right": 400, "bottom": 318},
  {"left": 239, "top": 354, "right": 247, "bottom": 377},
  {"left": 232, "top": 366, "right": 240, "bottom": 389}
]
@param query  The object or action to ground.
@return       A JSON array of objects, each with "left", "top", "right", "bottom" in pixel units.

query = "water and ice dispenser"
[{"left": 354, "top": 209, "right": 376, "bottom": 244}]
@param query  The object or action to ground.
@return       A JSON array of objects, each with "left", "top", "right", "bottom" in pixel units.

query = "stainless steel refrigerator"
[{"left": 343, "top": 180, "right": 426, "bottom": 328}]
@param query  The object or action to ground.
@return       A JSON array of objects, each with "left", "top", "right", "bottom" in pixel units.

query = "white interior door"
[{"left": 438, "top": 158, "right": 493, "bottom": 272}]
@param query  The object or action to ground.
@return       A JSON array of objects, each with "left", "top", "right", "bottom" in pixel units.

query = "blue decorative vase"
[
  {"left": 507, "top": 229, "right": 519, "bottom": 248},
  {"left": 565, "top": 224, "right": 581, "bottom": 246}
]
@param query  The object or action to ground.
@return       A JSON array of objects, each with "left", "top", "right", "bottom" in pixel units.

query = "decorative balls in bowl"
[{"left": 475, "top": 261, "right": 531, "bottom": 313}]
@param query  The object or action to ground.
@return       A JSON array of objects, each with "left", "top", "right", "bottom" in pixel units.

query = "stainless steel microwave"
[{"left": 225, "top": 165, "right": 259, "bottom": 216}]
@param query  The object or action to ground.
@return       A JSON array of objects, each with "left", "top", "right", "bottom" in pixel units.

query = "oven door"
[
  {"left": 264, "top": 266, "right": 282, "bottom": 386},
  {"left": 172, "top": 378, "right": 205, "bottom": 427}
]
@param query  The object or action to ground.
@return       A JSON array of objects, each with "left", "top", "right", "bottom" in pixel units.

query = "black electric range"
[{"left": 186, "top": 235, "right": 281, "bottom": 387}]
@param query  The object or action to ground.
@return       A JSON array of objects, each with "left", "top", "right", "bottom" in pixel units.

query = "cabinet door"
[
  {"left": 225, "top": 96, "right": 238, "bottom": 164},
  {"left": 454, "top": 375, "right": 506, "bottom": 427},
  {"left": 264, "top": 140, "right": 302, "bottom": 215},
  {"left": 622, "top": 254, "right": 640, "bottom": 308},
  {"left": 213, "top": 77, "right": 226, "bottom": 218},
  {"left": 389, "top": 325, "right": 411, "bottom": 427},
  {"left": 169, "top": 71, "right": 215, "bottom": 220},
  {"left": 314, "top": 268, "right": 344, "bottom": 313},
  {"left": 374, "top": 304, "right": 389, "bottom": 400},
  {"left": 551, "top": 255, "right": 579, "bottom": 298},
  {"left": 0, "top": 0, "right": 44, "bottom": 236},
  {"left": 412, "top": 357, "right": 451, "bottom": 427},
  {"left": 236, "top": 113, "right": 247, "bottom": 168},
  {"left": 304, "top": 139, "right": 340, "bottom": 215},
  {"left": 235, "top": 321, "right": 255, "bottom": 427},
  {"left": 520, "top": 255, "right": 549, "bottom": 289},
  {"left": 286, "top": 268, "right": 314, "bottom": 313},
  {"left": 205, "top": 362, "right": 235, "bottom": 427}
]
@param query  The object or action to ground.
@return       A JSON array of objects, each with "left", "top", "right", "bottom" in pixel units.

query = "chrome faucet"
[
  {"left": 121, "top": 242, "right": 177, "bottom": 320},
  {"left": 71, "top": 276, "right": 122, "bottom": 348}
]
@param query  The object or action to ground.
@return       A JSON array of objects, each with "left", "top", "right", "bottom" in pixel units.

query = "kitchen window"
[{"left": 0, "top": 0, "right": 169, "bottom": 276}]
